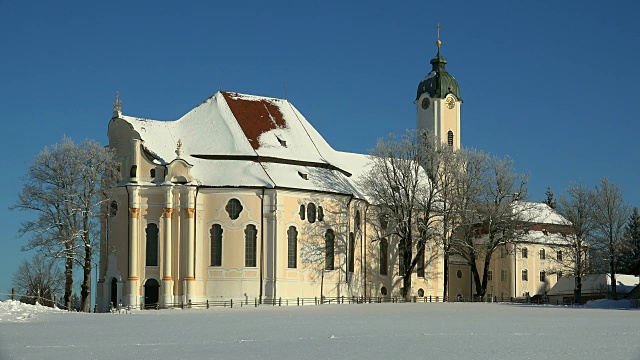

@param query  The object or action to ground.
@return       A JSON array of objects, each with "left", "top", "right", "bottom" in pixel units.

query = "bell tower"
[{"left": 415, "top": 24, "right": 462, "bottom": 150}]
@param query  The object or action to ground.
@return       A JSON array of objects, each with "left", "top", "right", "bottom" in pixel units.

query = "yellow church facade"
[{"left": 97, "top": 41, "right": 571, "bottom": 310}]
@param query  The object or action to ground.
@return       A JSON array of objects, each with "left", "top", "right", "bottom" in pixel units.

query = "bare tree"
[
  {"left": 437, "top": 144, "right": 466, "bottom": 300},
  {"left": 449, "top": 150, "right": 531, "bottom": 299},
  {"left": 359, "top": 130, "right": 446, "bottom": 299},
  {"left": 555, "top": 181, "right": 593, "bottom": 304},
  {"left": 589, "top": 177, "right": 629, "bottom": 298},
  {"left": 12, "top": 255, "right": 64, "bottom": 307},
  {"left": 12, "top": 137, "right": 119, "bottom": 312}
]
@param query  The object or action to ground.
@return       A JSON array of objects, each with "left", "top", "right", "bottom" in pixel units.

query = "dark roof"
[{"left": 416, "top": 49, "right": 462, "bottom": 102}]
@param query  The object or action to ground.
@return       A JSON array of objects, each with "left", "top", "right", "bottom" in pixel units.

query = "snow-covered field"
[{"left": 1, "top": 300, "right": 639, "bottom": 360}]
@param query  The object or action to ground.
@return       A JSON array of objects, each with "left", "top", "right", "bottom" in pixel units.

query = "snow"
[
  {"left": 114, "top": 92, "right": 371, "bottom": 197},
  {"left": 584, "top": 299, "right": 639, "bottom": 309},
  {"left": 515, "top": 201, "right": 570, "bottom": 225},
  {"left": 548, "top": 274, "right": 640, "bottom": 297},
  {"left": 0, "top": 300, "right": 63, "bottom": 323},
  {"left": 1, "top": 301, "right": 639, "bottom": 360}
]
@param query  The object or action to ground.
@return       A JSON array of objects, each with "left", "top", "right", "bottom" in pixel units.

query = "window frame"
[
  {"left": 287, "top": 226, "right": 298, "bottom": 269},
  {"left": 324, "top": 229, "right": 335, "bottom": 270},
  {"left": 379, "top": 238, "right": 388, "bottom": 276},
  {"left": 225, "top": 198, "right": 243, "bottom": 220},
  {"left": 210, "top": 224, "right": 223, "bottom": 267},
  {"left": 145, "top": 223, "right": 159, "bottom": 267},
  {"left": 244, "top": 224, "right": 257, "bottom": 267},
  {"left": 348, "top": 232, "right": 355, "bottom": 273}
]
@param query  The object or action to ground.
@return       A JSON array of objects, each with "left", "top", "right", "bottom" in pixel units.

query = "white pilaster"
[
  {"left": 126, "top": 186, "right": 140, "bottom": 307},
  {"left": 161, "top": 185, "right": 174, "bottom": 305},
  {"left": 184, "top": 186, "right": 196, "bottom": 303}
]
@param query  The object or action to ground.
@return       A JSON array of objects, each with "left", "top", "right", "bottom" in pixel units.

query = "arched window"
[
  {"left": 557, "top": 250, "right": 563, "bottom": 261},
  {"left": 287, "top": 226, "right": 298, "bottom": 268},
  {"left": 245, "top": 225, "right": 257, "bottom": 267},
  {"left": 150, "top": 169, "right": 156, "bottom": 178},
  {"left": 225, "top": 198, "right": 243, "bottom": 220},
  {"left": 379, "top": 213, "right": 388, "bottom": 230},
  {"left": 447, "top": 130, "right": 454, "bottom": 147},
  {"left": 522, "top": 269, "right": 528, "bottom": 281},
  {"left": 348, "top": 232, "right": 355, "bottom": 273},
  {"left": 210, "top": 224, "right": 223, "bottom": 266},
  {"left": 539, "top": 248, "right": 546, "bottom": 260},
  {"left": 324, "top": 229, "right": 335, "bottom": 270},
  {"left": 354, "top": 210, "right": 361, "bottom": 230},
  {"left": 110, "top": 278, "right": 118, "bottom": 308},
  {"left": 522, "top": 247, "right": 528, "bottom": 259},
  {"left": 417, "top": 244, "right": 425, "bottom": 278},
  {"left": 379, "top": 238, "right": 388, "bottom": 275},
  {"left": 540, "top": 271, "right": 546, "bottom": 282},
  {"left": 299, "top": 205, "right": 305, "bottom": 220},
  {"left": 318, "top": 206, "right": 324, "bottom": 221},
  {"left": 307, "top": 203, "right": 316, "bottom": 223},
  {"left": 145, "top": 223, "right": 159, "bottom": 266}
]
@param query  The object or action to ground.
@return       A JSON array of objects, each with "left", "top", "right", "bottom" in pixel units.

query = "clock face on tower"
[
  {"left": 445, "top": 96, "right": 455, "bottom": 109},
  {"left": 421, "top": 97, "right": 430, "bottom": 110}
]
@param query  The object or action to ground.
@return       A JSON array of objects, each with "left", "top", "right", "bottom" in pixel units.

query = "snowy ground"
[{"left": 0, "top": 300, "right": 639, "bottom": 360}]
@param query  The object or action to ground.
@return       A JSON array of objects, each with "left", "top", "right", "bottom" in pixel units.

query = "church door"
[
  {"left": 110, "top": 278, "right": 118, "bottom": 309},
  {"left": 144, "top": 279, "right": 160, "bottom": 309}
]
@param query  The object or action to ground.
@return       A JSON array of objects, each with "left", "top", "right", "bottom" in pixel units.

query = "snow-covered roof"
[
  {"left": 519, "top": 230, "right": 573, "bottom": 246},
  {"left": 548, "top": 274, "right": 640, "bottom": 296},
  {"left": 113, "top": 91, "right": 371, "bottom": 197},
  {"left": 515, "top": 202, "right": 570, "bottom": 225}
]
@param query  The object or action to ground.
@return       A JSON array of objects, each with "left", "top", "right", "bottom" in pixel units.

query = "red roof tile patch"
[{"left": 222, "top": 92, "right": 287, "bottom": 150}]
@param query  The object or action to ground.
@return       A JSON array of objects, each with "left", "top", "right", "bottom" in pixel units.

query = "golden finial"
[{"left": 436, "top": 22, "right": 442, "bottom": 49}]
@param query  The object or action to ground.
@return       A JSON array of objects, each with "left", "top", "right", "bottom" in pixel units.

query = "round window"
[
  {"left": 380, "top": 286, "right": 388, "bottom": 296},
  {"left": 456, "top": 269, "right": 463, "bottom": 279},
  {"left": 417, "top": 288, "right": 424, "bottom": 297}
]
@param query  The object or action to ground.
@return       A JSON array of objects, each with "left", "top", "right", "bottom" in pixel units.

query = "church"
[{"left": 97, "top": 36, "right": 569, "bottom": 310}]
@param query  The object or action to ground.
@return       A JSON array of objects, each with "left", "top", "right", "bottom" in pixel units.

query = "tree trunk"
[
  {"left": 469, "top": 252, "right": 483, "bottom": 299},
  {"left": 610, "top": 242, "right": 617, "bottom": 298},
  {"left": 64, "top": 251, "right": 73, "bottom": 309},
  {"left": 81, "top": 245, "right": 92, "bottom": 312},
  {"left": 443, "top": 253, "right": 449, "bottom": 301},
  {"left": 574, "top": 276, "right": 582, "bottom": 304}
]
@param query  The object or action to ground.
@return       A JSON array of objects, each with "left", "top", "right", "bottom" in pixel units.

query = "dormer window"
[{"left": 276, "top": 136, "right": 287, "bottom": 147}]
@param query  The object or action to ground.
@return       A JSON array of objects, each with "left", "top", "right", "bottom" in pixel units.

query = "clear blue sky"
[{"left": 1, "top": 0, "right": 639, "bottom": 295}]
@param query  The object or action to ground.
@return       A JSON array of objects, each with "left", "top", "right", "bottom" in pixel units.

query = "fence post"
[
  {"left": 255, "top": 298, "right": 257, "bottom": 307},
  {"left": 297, "top": 297, "right": 300, "bottom": 306},
  {"left": 230, "top": 299, "right": 233, "bottom": 308},
  {"left": 279, "top": 297, "right": 281, "bottom": 306},
  {"left": 315, "top": 296, "right": 317, "bottom": 305},
  {"left": 207, "top": 300, "right": 210, "bottom": 309},
  {"left": 11, "top": 288, "right": 15, "bottom": 301}
]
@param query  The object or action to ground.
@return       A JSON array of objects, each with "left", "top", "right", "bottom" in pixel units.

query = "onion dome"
[{"left": 416, "top": 39, "right": 462, "bottom": 102}]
